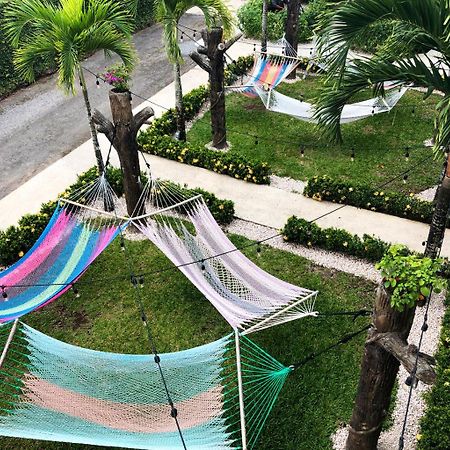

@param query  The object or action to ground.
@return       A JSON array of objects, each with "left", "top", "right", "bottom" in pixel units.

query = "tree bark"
[
  {"left": 346, "top": 153, "right": 450, "bottom": 450},
  {"left": 78, "top": 67, "right": 104, "bottom": 174},
  {"left": 92, "top": 91, "right": 154, "bottom": 217},
  {"left": 190, "top": 29, "right": 242, "bottom": 149},
  {"left": 285, "top": 0, "right": 302, "bottom": 79},
  {"left": 174, "top": 60, "right": 186, "bottom": 141},
  {"left": 261, "top": 0, "right": 268, "bottom": 53}
]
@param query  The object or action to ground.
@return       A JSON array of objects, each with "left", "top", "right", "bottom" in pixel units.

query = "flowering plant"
[{"left": 101, "top": 64, "right": 131, "bottom": 92}]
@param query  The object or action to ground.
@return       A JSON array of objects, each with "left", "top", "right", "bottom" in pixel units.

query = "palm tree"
[
  {"left": 314, "top": 1, "right": 450, "bottom": 448},
  {"left": 154, "top": 0, "right": 233, "bottom": 141},
  {"left": 3, "top": 0, "right": 136, "bottom": 174}
]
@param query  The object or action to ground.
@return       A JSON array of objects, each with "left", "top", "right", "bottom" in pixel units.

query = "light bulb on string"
[
  {"left": 255, "top": 136, "right": 259, "bottom": 145},
  {"left": 1, "top": 287, "right": 7, "bottom": 300},
  {"left": 351, "top": 148, "right": 355, "bottom": 162},
  {"left": 72, "top": 285, "right": 80, "bottom": 298},
  {"left": 201, "top": 260, "right": 206, "bottom": 271},
  {"left": 120, "top": 237, "right": 125, "bottom": 251},
  {"left": 404, "top": 147, "right": 410, "bottom": 161},
  {"left": 139, "top": 275, "right": 145, "bottom": 289},
  {"left": 193, "top": 30, "right": 196, "bottom": 38},
  {"left": 300, "top": 147, "right": 305, "bottom": 158},
  {"left": 253, "top": 43, "right": 256, "bottom": 52},
  {"left": 128, "top": 92, "right": 133, "bottom": 105},
  {"left": 180, "top": 32, "right": 184, "bottom": 42},
  {"left": 256, "top": 244, "right": 262, "bottom": 257},
  {"left": 96, "top": 77, "right": 100, "bottom": 88},
  {"left": 403, "top": 174, "right": 408, "bottom": 184}
]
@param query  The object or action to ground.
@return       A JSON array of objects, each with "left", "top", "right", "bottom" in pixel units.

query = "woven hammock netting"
[
  {"left": 0, "top": 322, "right": 290, "bottom": 449},
  {"left": 133, "top": 177, "right": 318, "bottom": 334},
  {"left": 0, "top": 175, "right": 127, "bottom": 323},
  {"left": 230, "top": 38, "right": 408, "bottom": 123}
]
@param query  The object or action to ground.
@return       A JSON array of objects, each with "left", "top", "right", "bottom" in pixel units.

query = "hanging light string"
[{"left": 0, "top": 151, "right": 435, "bottom": 292}]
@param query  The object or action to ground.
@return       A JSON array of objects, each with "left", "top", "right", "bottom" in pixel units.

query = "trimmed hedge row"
[
  {"left": 418, "top": 289, "right": 450, "bottom": 450},
  {"left": 283, "top": 216, "right": 390, "bottom": 262},
  {"left": 0, "top": 166, "right": 235, "bottom": 266},
  {"left": 137, "top": 55, "right": 272, "bottom": 185},
  {"left": 0, "top": 0, "right": 155, "bottom": 98},
  {"left": 304, "top": 175, "right": 435, "bottom": 224}
]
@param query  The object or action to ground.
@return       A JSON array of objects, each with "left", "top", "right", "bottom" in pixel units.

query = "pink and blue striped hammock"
[{"left": 0, "top": 175, "right": 127, "bottom": 322}]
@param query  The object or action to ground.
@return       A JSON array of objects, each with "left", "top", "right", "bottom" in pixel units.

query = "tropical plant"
[
  {"left": 314, "top": 1, "right": 450, "bottom": 448},
  {"left": 3, "top": 0, "right": 136, "bottom": 173},
  {"left": 102, "top": 63, "right": 132, "bottom": 92},
  {"left": 154, "top": 0, "right": 233, "bottom": 141}
]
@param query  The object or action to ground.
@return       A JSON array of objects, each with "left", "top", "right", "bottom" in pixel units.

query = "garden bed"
[{"left": 188, "top": 76, "right": 441, "bottom": 193}]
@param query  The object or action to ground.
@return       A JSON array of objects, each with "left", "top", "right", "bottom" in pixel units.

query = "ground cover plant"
[
  {"left": 0, "top": 235, "right": 374, "bottom": 450},
  {"left": 188, "top": 76, "right": 441, "bottom": 193}
]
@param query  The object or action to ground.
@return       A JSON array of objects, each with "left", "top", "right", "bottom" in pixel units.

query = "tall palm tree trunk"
[
  {"left": 174, "top": 60, "right": 186, "bottom": 141},
  {"left": 285, "top": 0, "right": 302, "bottom": 79},
  {"left": 261, "top": 0, "right": 268, "bottom": 53},
  {"left": 78, "top": 67, "right": 105, "bottom": 174},
  {"left": 346, "top": 153, "right": 450, "bottom": 450}
]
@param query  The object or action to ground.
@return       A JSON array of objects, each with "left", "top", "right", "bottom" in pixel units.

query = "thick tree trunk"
[
  {"left": 174, "top": 60, "right": 186, "bottom": 141},
  {"left": 190, "top": 28, "right": 241, "bottom": 150},
  {"left": 346, "top": 153, "right": 450, "bottom": 450},
  {"left": 261, "top": 0, "right": 268, "bottom": 53},
  {"left": 285, "top": 0, "right": 302, "bottom": 79},
  {"left": 92, "top": 92, "right": 154, "bottom": 217},
  {"left": 78, "top": 68, "right": 104, "bottom": 174}
]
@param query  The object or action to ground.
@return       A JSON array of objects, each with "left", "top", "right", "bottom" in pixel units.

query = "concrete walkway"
[{"left": 1, "top": 37, "right": 448, "bottom": 258}]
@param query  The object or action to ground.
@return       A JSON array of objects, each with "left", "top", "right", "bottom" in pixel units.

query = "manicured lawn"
[
  {"left": 188, "top": 76, "right": 441, "bottom": 193},
  {"left": 0, "top": 235, "right": 375, "bottom": 450}
]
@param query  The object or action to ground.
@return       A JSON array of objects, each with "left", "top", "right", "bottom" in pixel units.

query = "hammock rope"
[
  {"left": 0, "top": 322, "right": 291, "bottom": 450},
  {"left": 0, "top": 174, "right": 128, "bottom": 323},
  {"left": 131, "top": 176, "right": 318, "bottom": 335}
]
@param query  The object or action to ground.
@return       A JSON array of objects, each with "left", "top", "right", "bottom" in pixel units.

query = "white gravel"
[
  {"left": 269, "top": 175, "right": 306, "bottom": 194},
  {"left": 226, "top": 218, "right": 380, "bottom": 283},
  {"left": 416, "top": 186, "right": 437, "bottom": 202},
  {"left": 332, "top": 290, "right": 446, "bottom": 450}
]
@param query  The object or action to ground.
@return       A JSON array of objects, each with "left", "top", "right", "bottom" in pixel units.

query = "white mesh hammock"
[
  {"left": 131, "top": 179, "right": 318, "bottom": 335},
  {"left": 254, "top": 84, "right": 409, "bottom": 123}
]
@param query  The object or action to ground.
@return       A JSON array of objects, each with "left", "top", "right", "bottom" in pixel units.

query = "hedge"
[
  {"left": 418, "top": 288, "right": 450, "bottom": 450},
  {"left": 282, "top": 216, "right": 391, "bottom": 263},
  {"left": 237, "top": 0, "right": 327, "bottom": 43},
  {"left": 0, "top": 166, "right": 235, "bottom": 266},
  {"left": 0, "top": 0, "right": 155, "bottom": 98},
  {"left": 304, "top": 175, "right": 435, "bottom": 225},
  {"left": 137, "top": 55, "right": 272, "bottom": 185}
]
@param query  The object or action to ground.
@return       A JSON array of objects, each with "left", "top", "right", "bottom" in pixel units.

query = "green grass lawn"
[
  {"left": 0, "top": 235, "right": 375, "bottom": 450},
  {"left": 188, "top": 76, "right": 441, "bottom": 193}
]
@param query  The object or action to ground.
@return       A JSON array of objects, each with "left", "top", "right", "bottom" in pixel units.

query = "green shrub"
[
  {"left": 351, "top": 20, "right": 396, "bottom": 54},
  {"left": 304, "top": 175, "right": 434, "bottom": 225},
  {"left": 0, "top": 167, "right": 235, "bottom": 266},
  {"left": 237, "top": 0, "right": 327, "bottom": 43},
  {"left": 418, "top": 289, "right": 450, "bottom": 450},
  {"left": 282, "top": 216, "right": 390, "bottom": 262},
  {"left": 138, "top": 133, "right": 271, "bottom": 184}
]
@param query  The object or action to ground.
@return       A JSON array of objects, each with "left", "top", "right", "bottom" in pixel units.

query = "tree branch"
[
  {"left": 190, "top": 51, "right": 211, "bottom": 73},
  {"left": 132, "top": 106, "right": 154, "bottom": 135},
  {"left": 92, "top": 109, "right": 114, "bottom": 142},
  {"left": 224, "top": 32, "right": 243, "bottom": 51},
  {"left": 370, "top": 332, "right": 436, "bottom": 385}
]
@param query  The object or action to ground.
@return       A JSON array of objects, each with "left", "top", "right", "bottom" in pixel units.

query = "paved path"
[
  {"left": 1, "top": 32, "right": 447, "bottom": 257},
  {"left": 0, "top": 14, "right": 206, "bottom": 200}
]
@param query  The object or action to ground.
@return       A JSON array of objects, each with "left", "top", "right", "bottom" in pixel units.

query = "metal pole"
[
  {"left": 235, "top": 329, "right": 247, "bottom": 450},
  {"left": 0, "top": 319, "right": 19, "bottom": 368}
]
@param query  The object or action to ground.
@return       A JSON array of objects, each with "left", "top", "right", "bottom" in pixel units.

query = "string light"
[
  {"left": 72, "top": 285, "right": 80, "bottom": 298},
  {"left": 139, "top": 275, "right": 145, "bottom": 288},
  {"left": 180, "top": 32, "right": 184, "bottom": 42},
  {"left": 403, "top": 174, "right": 408, "bottom": 183},
  {"left": 255, "top": 136, "right": 259, "bottom": 145},
  {"left": 256, "top": 244, "right": 262, "bottom": 257},
  {"left": 201, "top": 260, "right": 206, "bottom": 271},
  {"left": 96, "top": 77, "right": 100, "bottom": 88},
  {"left": 405, "top": 147, "right": 410, "bottom": 161},
  {"left": 128, "top": 92, "right": 133, "bottom": 105},
  {"left": 120, "top": 237, "right": 125, "bottom": 251},
  {"left": 1, "top": 286, "right": 7, "bottom": 300},
  {"left": 351, "top": 148, "right": 355, "bottom": 162},
  {"left": 300, "top": 147, "right": 305, "bottom": 158}
]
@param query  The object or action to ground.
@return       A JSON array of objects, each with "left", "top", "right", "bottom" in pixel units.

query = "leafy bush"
[
  {"left": 138, "top": 133, "right": 271, "bottom": 184},
  {"left": 0, "top": 166, "right": 235, "bottom": 266},
  {"left": 376, "top": 244, "right": 445, "bottom": 311},
  {"left": 304, "top": 175, "right": 435, "bottom": 225},
  {"left": 282, "top": 216, "right": 390, "bottom": 262},
  {"left": 237, "top": 0, "right": 327, "bottom": 43},
  {"left": 351, "top": 20, "right": 396, "bottom": 54},
  {"left": 418, "top": 289, "right": 450, "bottom": 450}
]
